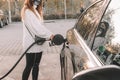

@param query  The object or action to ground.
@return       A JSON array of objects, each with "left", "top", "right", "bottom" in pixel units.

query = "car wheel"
[{"left": 0, "top": 21, "right": 4, "bottom": 28}]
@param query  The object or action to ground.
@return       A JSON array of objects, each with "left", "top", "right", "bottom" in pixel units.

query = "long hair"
[{"left": 21, "top": 0, "right": 43, "bottom": 20}]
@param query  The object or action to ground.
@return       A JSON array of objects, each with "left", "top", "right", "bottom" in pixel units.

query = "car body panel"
[{"left": 60, "top": 0, "right": 113, "bottom": 80}]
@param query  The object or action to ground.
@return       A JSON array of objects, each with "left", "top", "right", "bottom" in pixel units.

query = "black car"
[{"left": 60, "top": 0, "right": 120, "bottom": 80}]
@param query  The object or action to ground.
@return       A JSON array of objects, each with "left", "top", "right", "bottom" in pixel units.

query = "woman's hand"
[{"left": 50, "top": 34, "right": 54, "bottom": 40}]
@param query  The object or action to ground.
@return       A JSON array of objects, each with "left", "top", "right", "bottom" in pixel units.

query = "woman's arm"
[{"left": 24, "top": 9, "right": 53, "bottom": 40}]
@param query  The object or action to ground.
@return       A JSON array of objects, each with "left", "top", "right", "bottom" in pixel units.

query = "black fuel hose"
[
  {"left": 0, "top": 34, "right": 65, "bottom": 80},
  {"left": 0, "top": 41, "right": 36, "bottom": 80}
]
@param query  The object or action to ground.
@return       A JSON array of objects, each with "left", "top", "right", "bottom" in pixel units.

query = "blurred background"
[{"left": 0, "top": 0, "right": 96, "bottom": 22}]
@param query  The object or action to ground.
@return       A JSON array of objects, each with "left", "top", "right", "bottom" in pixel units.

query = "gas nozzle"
[
  {"left": 50, "top": 34, "right": 67, "bottom": 46},
  {"left": 35, "top": 34, "right": 66, "bottom": 46}
]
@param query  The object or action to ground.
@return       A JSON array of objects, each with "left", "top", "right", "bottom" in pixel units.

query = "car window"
[
  {"left": 92, "top": 0, "right": 120, "bottom": 66},
  {"left": 75, "top": 0, "right": 110, "bottom": 48}
]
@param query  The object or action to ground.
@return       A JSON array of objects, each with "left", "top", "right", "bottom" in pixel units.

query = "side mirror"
[{"left": 72, "top": 65, "right": 120, "bottom": 80}]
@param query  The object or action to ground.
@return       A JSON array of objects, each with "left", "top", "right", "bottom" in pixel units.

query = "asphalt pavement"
[{"left": 0, "top": 19, "right": 76, "bottom": 80}]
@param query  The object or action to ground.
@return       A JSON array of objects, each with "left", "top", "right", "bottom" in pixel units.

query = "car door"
[{"left": 60, "top": 0, "right": 111, "bottom": 80}]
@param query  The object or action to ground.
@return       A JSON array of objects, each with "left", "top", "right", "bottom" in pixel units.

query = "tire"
[{"left": 0, "top": 20, "right": 4, "bottom": 28}]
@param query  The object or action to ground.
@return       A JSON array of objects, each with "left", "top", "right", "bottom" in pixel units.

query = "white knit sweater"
[{"left": 22, "top": 9, "right": 53, "bottom": 53}]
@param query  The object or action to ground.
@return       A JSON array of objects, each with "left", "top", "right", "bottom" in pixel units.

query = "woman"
[{"left": 21, "top": 0, "right": 54, "bottom": 80}]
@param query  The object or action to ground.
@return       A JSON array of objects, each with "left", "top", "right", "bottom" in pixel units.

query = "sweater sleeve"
[{"left": 24, "top": 9, "right": 53, "bottom": 39}]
